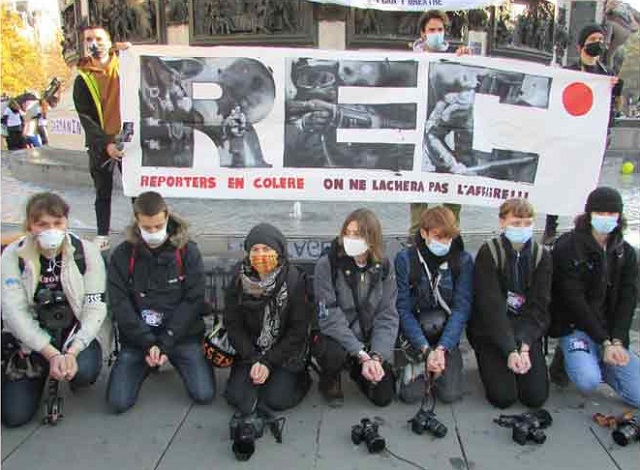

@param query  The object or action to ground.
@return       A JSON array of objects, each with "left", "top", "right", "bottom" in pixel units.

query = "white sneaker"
[{"left": 94, "top": 235, "right": 111, "bottom": 251}]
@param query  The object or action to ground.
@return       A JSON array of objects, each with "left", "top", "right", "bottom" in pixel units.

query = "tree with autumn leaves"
[{"left": 1, "top": 6, "right": 71, "bottom": 98}]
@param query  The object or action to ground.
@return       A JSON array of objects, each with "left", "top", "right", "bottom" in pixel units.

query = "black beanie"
[
  {"left": 244, "top": 223, "right": 287, "bottom": 258},
  {"left": 578, "top": 23, "right": 605, "bottom": 48},
  {"left": 584, "top": 187, "right": 623, "bottom": 213}
]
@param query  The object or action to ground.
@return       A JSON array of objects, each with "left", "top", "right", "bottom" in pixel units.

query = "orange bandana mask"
[{"left": 250, "top": 252, "right": 279, "bottom": 275}]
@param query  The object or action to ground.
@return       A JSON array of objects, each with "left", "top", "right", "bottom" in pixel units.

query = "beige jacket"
[{"left": 1, "top": 233, "right": 108, "bottom": 353}]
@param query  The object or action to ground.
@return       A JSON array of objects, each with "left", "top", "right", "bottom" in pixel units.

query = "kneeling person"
[
  {"left": 468, "top": 198, "right": 551, "bottom": 409},
  {"left": 107, "top": 191, "right": 214, "bottom": 412},
  {"left": 1, "top": 193, "right": 106, "bottom": 427},
  {"left": 314, "top": 209, "right": 399, "bottom": 407},
  {"left": 224, "top": 223, "right": 312, "bottom": 415},
  {"left": 395, "top": 206, "right": 473, "bottom": 404}
]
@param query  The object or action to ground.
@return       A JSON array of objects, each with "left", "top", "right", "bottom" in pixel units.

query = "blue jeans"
[
  {"left": 560, "top": 330, "right": 640, "bottom": 408},
  {"left": 106, "top": 339, "right": 215, "bottom": 413},
  {"left": 1, "top": 340, "right": 102, "bottom": 427}
]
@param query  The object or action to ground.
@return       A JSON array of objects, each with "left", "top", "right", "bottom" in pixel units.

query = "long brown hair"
[
  {"left": 339, "top": 208, "right": 384, "bottom": 261},
  {"left": 23, "top": 192, "right": 69, "bottom": 232}
]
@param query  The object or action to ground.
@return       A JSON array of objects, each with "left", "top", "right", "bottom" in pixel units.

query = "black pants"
[
  {"left": 1, "top": 340, "right": 102, "bottom": 427},
  {"left": 398, "top": 347, "right": 464, "bottom": 404},
  {"left": 88, "top": 147, "right": 121, "bottom": 236},
  {"left": 224, "top": 362, "right": 310, "bottom": 415},
  {"left": 314, "top": 335, "right": 395, "bottom": 407},
  {"left": 471, "top": 337, "right": 549, "bottom": 409}
]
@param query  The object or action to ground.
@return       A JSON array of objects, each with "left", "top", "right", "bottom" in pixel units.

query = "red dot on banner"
[{"left": 562, "top": 82, "right": 593, "bottom": 116}]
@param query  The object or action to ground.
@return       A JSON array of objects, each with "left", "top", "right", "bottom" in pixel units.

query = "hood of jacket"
[{"left": 125, "top": 213, "right": 190, "bottom": 249}]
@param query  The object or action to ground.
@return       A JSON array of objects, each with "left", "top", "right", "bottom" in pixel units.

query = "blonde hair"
[
  {"left": 499, "top": 198, "right": 535, "bottom": 219},
  {"left": 340, "top": 208, "right": 384, "bottom": 261},
  {"left": 420, "top": 206, "right": 460, "bottom": 238}
]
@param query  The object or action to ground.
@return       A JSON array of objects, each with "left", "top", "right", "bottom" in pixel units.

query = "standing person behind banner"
[
  {"left": 106, "top": 191, "right": 215, "bottom": 413},
  {"left": 543, "top": 23, "right": 619, "bottom": 244},
  {"left": 37, "top": 99, "right": 50, "bottom": 146},
  {"left": 1, "top": 192, "right": 107, "bottom": 427},
  {"left": 468, "top": 198, "right": 552, "bottom": 409},
  {"left": 548, "top": 187, "right": 639, "bottom": 408},
  {"left": 408, "top": 10, "right": 470, "bottom": 236},
  {"left": 224, "top": 223, "right": 312, "bottom": 418},
  {"left": 2, "top": 100, "right": 26, "bottom": 150},
  {"left": 73, "top": 24, "right": 130, "bottom": 252},
  {"left": 395, "top": 206, "right": 473, "bottom": 404},
  {"left": 313, "top": 209, "right": 399, "bottom": 408}
]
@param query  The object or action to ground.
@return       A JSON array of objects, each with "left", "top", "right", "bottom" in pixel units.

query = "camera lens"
[
  {"left": 232, "top": 439, "right": 255, "bottom": 461},
  {"left": 612, "top": 423, "right": 639, "bottom": 446},
  {"left": 366, "top": 435, "right": 386, "bottom": 454},
  {"left": 512, "top": 422, "right": 530, "bottom": 445}
]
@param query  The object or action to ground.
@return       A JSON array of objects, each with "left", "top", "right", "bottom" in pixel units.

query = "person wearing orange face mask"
[{"left": 224, "top": 223, "right": 312, "bottom": 420}]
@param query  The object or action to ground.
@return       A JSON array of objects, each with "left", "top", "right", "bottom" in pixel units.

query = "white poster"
[
  {"left": 119, "top": 46, "right": 611, "bottom": 216},
  {"left": 305, "top": 0, "right": 502, "bottom": 12}
]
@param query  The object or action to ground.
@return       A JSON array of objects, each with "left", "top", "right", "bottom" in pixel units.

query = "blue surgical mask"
[
  {"left": 425, "top": 32, "right": 446, "bottom": 50},
  {"left": 427, "top": 239, "right": 451, "bottom": 257},
  {"left": 591, "top": 214, "right": 618, "bottom": 234},
  {"left": 504, "top": 225, "right": 533, "bottom": 244}
]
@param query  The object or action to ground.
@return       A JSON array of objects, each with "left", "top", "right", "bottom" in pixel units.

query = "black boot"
[
  {"left": 319, "top": 373, "right": 344, "bottom": 408},
  {"left": 549, "top": 345, "right": 569, "bottom": 387}
]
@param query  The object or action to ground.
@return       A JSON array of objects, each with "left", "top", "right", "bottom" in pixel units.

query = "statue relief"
[{"left": 88, "top": 0, "right": 158, "bottom": 42}]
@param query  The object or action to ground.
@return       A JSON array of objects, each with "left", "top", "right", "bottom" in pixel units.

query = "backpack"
[
  {"left": 127, "top": 243, "right": 186, "bottom": 281},
  {"left": 484, "top": 236, "right": 544, "bottom": 290},
  {"left": 18, "top": 233, "right": 86, "bottom": 275}
]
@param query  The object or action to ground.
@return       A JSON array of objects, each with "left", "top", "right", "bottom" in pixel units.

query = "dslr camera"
[
  {"left": 612, "top": 415, "right": 639, "bottom": 447},
  {"left": 351, "top": 418, "right": 386, "bottom": 453},
  {"left": 494, "top": 409, "right": 552, "bottom": 445},
  {"left": 229, "top": 409, "right": 284, "bottom": 461},
  {"left": 35, "top": 288, "right": 74, "bottom": 335},
  {"left": 409, "top": 408, "right": 448, "bottom": 438}
]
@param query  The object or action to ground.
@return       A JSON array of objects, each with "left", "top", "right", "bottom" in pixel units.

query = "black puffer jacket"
[
  {"left": 549, "top": 225, "right": 638, "bottom": 346},
  {"left": 108, "top": 214, "right": 205, "bottom": 352},
  {"left": 224, "top": 261, "right": 310, "bottom": 371}
]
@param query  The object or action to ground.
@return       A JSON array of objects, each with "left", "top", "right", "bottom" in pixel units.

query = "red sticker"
[{"left": 562, "top": 82, "right": 593, "bottom": 116}]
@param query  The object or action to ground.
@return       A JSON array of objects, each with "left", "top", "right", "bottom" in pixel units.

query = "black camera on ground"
[
  {"left": 409, "top": 408, "right": 448, "bottom": 438},
  {"left": 494, "top": 409, "right": 553, "bottom": 445},
  {"left": 35, "top": 288, "right": 73, "bottom": 334},
  {"left": 229, "top": 412, "right": 264, "bottom": 461},
  {"left": 612, "top": 415, "right": 639, "bottom": 446},
  {"left": 351, "top": 418, "right": 386, "bottom": 453},
  {"left": 229, "top": 409, "right": 285, "bottom": 461}
]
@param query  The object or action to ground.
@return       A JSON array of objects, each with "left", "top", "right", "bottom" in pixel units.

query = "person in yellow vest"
[{"left": 73, "top": 25, "right": 130, "bottom": 252}]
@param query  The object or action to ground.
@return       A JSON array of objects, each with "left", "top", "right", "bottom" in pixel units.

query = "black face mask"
[{"left": 583, "top": 41, "right": 605, "bottom": 58}]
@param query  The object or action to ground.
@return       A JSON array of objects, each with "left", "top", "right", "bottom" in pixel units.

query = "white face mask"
[
  {"left": 343, "top": 236, "right": 368, "bottom": 257},
  {"left": 139, "top": 226, "right": 168, "bottom": 247},
  {"left": 37, "top": 229, "right": 66, "bottom": 251}
]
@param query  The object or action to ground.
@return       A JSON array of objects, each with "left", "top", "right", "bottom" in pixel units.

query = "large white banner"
[
  {"left": 120, "top": 46, "right": 611, "bottom": 216},
  {"left": 305, "top": 0, "right": 502, "bottom": 11}
]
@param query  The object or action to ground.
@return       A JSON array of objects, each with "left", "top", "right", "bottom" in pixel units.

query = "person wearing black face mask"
[{"left": 543, "top": 23, "right": 620, "bottom": 245}]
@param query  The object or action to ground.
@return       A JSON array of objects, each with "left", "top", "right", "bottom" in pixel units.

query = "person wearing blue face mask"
[
  {"left": 468, "top": 198, "right": 552, "bottom": 409},
  {"left": 408, "top": 10, "right": 471, "bottom": 238},
  {"left": 549, "top": 187, "right": 639, "bottom": 409},
  {"left": 395, "top": 206, "right": 473, "bottom": 404}
]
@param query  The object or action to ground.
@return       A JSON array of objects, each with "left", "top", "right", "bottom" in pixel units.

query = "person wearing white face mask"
[
  {"left": 1, "top": 192, "right": 107, "bottom": 427},
  {"left": 395, "top": 206, "right": 474, "bottom": 404},
  {"left": 548, "top": 187, "right": 639, "bottom": 409},
  {"left": 468, "top": 198, "right": 552, "bottom": 409},
  {"left": 312, "top": 209, "right": 399, "bottom": 407},
  {"left": 106, "top": 191, "right": 214, "bottom": 413}
]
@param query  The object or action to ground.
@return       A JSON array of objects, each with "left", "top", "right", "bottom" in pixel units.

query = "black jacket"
[
  {"left": 468, "top": 236, "right": 552, "bottom": 357},
  {"left": 549, "top": 226, "right": 638, "bottom": 346},
  {"left": 224, "top": 263, "right": 311, "bottom": 371},
  {"left": 108, "top": 215, "right": 205, "bottom": 352},
  {"left": 73, "top": 56, "right": 118, "bottom": 152}
]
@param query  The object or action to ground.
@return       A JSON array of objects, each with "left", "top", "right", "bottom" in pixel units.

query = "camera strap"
[{"left": 421, "top": 371, "right": 437, "bottom": 414}]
